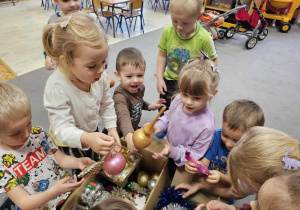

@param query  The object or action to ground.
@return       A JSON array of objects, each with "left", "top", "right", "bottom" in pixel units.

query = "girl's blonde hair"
[
  {"left": 0, "top": 82, "right": 31, "bottom": 131},
  {"left": 178, "top": 57, "right": 219, "bottom": 99},
  {"left": 229, "top": 127, "right": 300, "bottom": 194},
  {"left": 170, "top": 0, "right": 202, "bottom": 17},
  {"left": 42, "top": 12, "right": 107, "bottom": 80}
]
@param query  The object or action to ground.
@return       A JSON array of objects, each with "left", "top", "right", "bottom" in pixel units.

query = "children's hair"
[
  {"left": 223, "top": 99, "right": 265, "bottom": 132},
  {"left": 116, "top": 47, "right": 146, "bottom": 73},
  {"left": 88, "top": 198, "right": 136, "bottom": 210},
  {"left": 170, "top": 0, "right": 202, "bottom": 17},
  {"left": 261, "top": 172, "right": 300, "bottom": 210},
  {"left": 42, "top": 12, "right": 107, "bottom": 80},
  {"left": 178, "top": 56, "right": 219, "bottom": 99},
  {"left": 0, "top": 82, "right": 31, "bottom": 132},
  {"left": 229, "top": 126, "right": 300, "bottom": 194}
]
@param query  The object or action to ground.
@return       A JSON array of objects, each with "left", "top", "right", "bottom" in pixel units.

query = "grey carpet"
[{"left": 8, "top": 25, "right": 300, "bottom": 207}]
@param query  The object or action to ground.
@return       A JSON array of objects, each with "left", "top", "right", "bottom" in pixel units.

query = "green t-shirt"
[{"left": 158, "top": 23, "right": 218, "bottom": 80}]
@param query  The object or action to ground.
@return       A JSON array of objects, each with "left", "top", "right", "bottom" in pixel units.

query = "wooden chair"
[{"left": 117, "top": 0, "right": 144, "bottom": 37}]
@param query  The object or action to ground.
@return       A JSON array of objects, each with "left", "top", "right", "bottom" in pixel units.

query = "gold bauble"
[
  {"left": 132, "top": 128, "right": 152, "bottom": 149},
  {"left": 137, "top": 171, "right": 150, "bottom": 187},
  {"left": 151, "top": 172, "right": 160, "bottom": 181}
]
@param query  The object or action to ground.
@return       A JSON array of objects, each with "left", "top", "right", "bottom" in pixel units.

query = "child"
[
  {"left": 176, "top": 99, "right": 265, "bottom": 198},
  {"left": 45, "top": 0, "right": 81, "bottom": 70},
  {"left": 89, "top": 198, "right": 136, "bottom": 210},
  {"left": 197, "top": 173, "right": 300, "bottom": 210},
  {"left": 43, "top": 13, "right": 121, "bottom": 161},
  {"left": 156, "top": 0, "right": 218, "bottom": 113},
  {"left": 113, "top": 47, "right": 166, "bottom": 153},
  {"left": 0, "top": 82, "right": 94, "bottom": 209},
  {"left": 152, "top": 53, "right": 220, "bottom": 179},
  {"left": 196, "top": 126, "right": 300, "bottom": 209}
]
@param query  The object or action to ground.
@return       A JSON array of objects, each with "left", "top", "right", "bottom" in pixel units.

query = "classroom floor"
[{"left": 0, "top": 0, "right": 171, "bottom": 79}]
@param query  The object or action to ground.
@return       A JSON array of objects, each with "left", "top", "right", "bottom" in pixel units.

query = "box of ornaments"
[{"left": 61, "top": 146, "right": 169, "bottom": 210}]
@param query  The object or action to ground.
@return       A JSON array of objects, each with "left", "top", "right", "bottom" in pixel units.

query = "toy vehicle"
[
  {"left": 260, "top": 0, "right": 300, "bottom": 32},
  {"left": 200, "top": 5, "right": 247, "bottom": 40},
  {"left": 225, "top": 0, "right": 269, "bottom": 49}
]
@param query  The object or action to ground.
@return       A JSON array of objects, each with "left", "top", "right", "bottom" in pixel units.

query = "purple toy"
[
  {"left": 185, "top": 151, "right": 209, "bottom": 176},
  {"left": 282, "top": 148, "right": 300, "bottom": 170}
]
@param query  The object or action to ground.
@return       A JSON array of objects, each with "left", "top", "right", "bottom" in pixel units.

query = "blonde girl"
[
  {"left": 152, "top": 52, "right": 220, "bottom": 178},
  {"left": 196, "top": 127, "right": 300, "bottom": 210},
  {"left": 43, "top": 12, "right": 120, "bottom": 161}
]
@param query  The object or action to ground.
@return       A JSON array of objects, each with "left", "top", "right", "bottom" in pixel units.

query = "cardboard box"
[
  {"left": 171, "top": 166, "right": 229, "bottom": 205},
  {"left": 61, "top": 138, "right": 169, "bottom": 210}
]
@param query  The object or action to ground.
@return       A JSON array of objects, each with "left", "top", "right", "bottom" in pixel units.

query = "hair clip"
[
  {"left": 60, "top": 15, "right": 72, "bottom": 28},
  {"left": 282, "top": 148, "right": 300, "bottom": 170},
  {"left": 200, "top": 50, "right": 210, "bottom": 60},
  {"left": 199, "top": 50, "right": 220, "bottom": 74}
]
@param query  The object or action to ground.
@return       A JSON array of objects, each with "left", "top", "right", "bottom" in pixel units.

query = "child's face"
[
  {"left": 54, "top": 0, "right": 81, "bottom": 15},
  {"left": 70, "top": 44, "right": 108, "bottom": 85},
  {"left": 180, "top": 93, "right": 209, "bottom": 114},
  {"left": 114, "top": 65, "right": 145, "bottom": 93},
  {"left": 0, "top": 115, "right": 32, "bottom": 150},
  {"left": 250, "top": 177, "right": 276, "bottom": 210},
  {"left": 171, "top": 12, "right": 200, "bottom": 38},
  {"left": 221, "top": 121, "right": 244, "bottom": 151}
]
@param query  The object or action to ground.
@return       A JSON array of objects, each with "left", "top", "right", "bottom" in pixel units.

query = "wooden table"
[{"left": 99, "top": 0, "right": 134, "bottom": 38}]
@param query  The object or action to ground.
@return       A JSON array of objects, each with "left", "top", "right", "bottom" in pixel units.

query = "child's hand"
[
  {"left": 45, "top": 56, "right": 56, "bottom": 70},
  {"left": 81, "top": 132, "right": 115, "bottom": 155},
  {"left": 148, "top": 99, "right": 166, "bottom": 110},
  {"left": 152, "top": 137, "right": 172, "bottom": 159},
  {"left": 52, "top": 175, "right": 85, "bottom": 195},
  {"left": 185, "top": 160, "right": 201, "bottom": 174},
  {"left": 153, "top": 125, "right": 161, "bottom": 134},
  {"left": 175, "top": 182, "right": 203, "bottom": 199},
  {"left": 125, "top": 133, "right": 139, "bottom": 153},
  {"left": 204, "top": 170, "right": 222, "bottom": 184},
  {"left": 202, "top": 200, "right": 236, "bottom": 210},
  {"left": 77, "top": 157, "right": 95, "bottom": 170},
  {"left": 157, "top": 77, "right": 167, "bottom": 95},
  {"left": 107, "top": 127, "right": 121, "bottom": 153}
]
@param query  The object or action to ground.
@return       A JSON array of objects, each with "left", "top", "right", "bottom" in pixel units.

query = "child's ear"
[
  {"left": 197, "top": 12, "right": 203, "bottom": 21},
  {"left": 53, "top": 0, "right": 59, "bottom": 5},
  {"left": 114, "top": 71, "right": 121, "bottom": 81},
  {"left": 59, "top": 55, "right": 67, "bottom": 66},
  {"left": 213, "top": 89, "right": 218, "bottom": 96}
]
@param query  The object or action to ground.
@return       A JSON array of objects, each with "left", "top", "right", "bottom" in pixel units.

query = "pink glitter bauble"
[{"left": 103, "top": 153, "right": 126, "bottom": 175}]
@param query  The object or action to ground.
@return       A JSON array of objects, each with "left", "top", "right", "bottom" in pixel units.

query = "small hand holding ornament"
[
  {"left": 185, "top": 151, "right": 209, "bottom": 177},
  {"left": 132, "top": 106, "right": 166, "bottom": 149}
]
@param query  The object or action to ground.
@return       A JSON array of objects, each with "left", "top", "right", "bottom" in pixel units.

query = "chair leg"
[
  {"left": 148, "top": 0, "right": 153, "bottom": 8},
  {"left": 97, "top": 15, "right": 105, "bottom": 30},
  {"left": 124, "top": 19, "right": 131, "bottom": 38},
  {"left": 140, "top": 16, "right": 144, "bottom": 33},
  {"left": 116, "top": 16, "right": 124, "bottom": 33},
  {"left": 165, "top": 1, "right": 170, "bottom": 15}
]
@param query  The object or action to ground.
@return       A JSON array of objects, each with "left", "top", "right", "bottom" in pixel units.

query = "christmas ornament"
[
  {"left": 133, "top": 106, "right": 166, "bottom": 149},
  {"left": 125, "top": 182, "right": 132, "bottom": 191},
  {"left": 151, "top": 172, "right": 160, "bottom": 180},
  {"left": 137, "top": 171, "right": 150, "bottom": 187},
  {"left": 110, "top": 77, "right": 115, "bottom": 88},
  {"left": 130, "top": 182, "right": 148, "bottom": 196},
  {"left": 147, "top": 179, "right": 157, "bottom": 191},
  {"left": 111, "top": 186, "right": 136, "bottom": 206},
  {"left": 161, "top": 203, "right": 190, "bottom": 210},
  {"left": 103, "top": 152, "right": 126, "bottom": 175},
  {"left": 156, "top": 186, "right": 193, "bottom": 210},
  {"left": 77, "top": 161, "right": 103, "bottom": 178},
  {"left": 185, "top": 151, "right": 209, "bottom": 176}
]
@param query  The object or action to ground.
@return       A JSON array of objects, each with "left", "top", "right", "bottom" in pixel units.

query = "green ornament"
[{"left": 125, "top": 182, "right": 132, "bottom": 191}]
